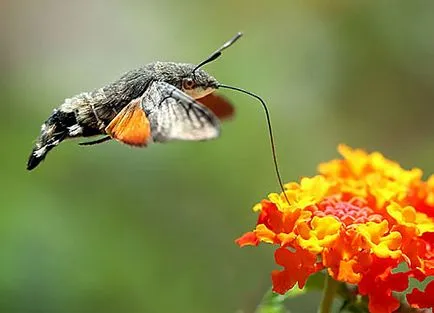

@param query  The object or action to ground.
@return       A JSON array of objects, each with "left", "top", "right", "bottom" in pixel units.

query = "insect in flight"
[
  {"left": 27, "top": 32, "right": 290, "bottom": 204},
  {"left": 27, "top": 33, "right": 245, "bottom": 171}
]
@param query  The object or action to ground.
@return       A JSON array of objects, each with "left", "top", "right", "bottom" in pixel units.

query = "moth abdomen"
[
  {"left": 27, "top": 109, "right": 78, "bottom": 170},
  {"left": 27, "top": 93, "right": 106, "bottom": 170}
]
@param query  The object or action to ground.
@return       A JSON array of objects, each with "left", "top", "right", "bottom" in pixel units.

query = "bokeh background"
[{"left": 2, "top": 1, "right": 434, "bottom": 312}]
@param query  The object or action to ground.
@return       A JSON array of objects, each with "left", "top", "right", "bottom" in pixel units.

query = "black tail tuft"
[
  {"left": 27, "top": 110, "right": 77, "bottom": 171},
  {"left": 27, "top": 151, "right": 45, "bottom": 171}
]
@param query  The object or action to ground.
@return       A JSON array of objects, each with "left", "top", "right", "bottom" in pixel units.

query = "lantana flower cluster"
[{"left": 237, "top": 145, "right": 434, "bottom": 313}]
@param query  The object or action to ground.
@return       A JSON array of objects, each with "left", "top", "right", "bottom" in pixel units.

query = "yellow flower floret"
[
  {"left": 356, "top": 220, "right": 402, "bottom": 259},
  {"left": 387, "top": 202, "right": 434, "bottom": 235},
  {"left": 297, "top": 216, "right": 341, "bottom": 254}
]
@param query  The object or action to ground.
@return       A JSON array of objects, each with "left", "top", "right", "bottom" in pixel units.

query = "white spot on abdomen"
[
  {"left": 68, "top": 124, "right": 82, "bottom": 136},
  {"left": 34, "top": 146, "right": 47, "bottom": 158}
]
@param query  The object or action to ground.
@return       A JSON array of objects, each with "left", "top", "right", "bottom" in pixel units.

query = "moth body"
[{"left": 27, "top": 62, "right": 233, "bottom": 170}]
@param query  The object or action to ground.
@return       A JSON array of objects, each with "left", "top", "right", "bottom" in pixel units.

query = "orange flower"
[
  {"left": 237, "top": 145, "right": 434, "bottom": 313},
  {"left": 271, "top": 246, "right": 322, "bottom": 294},
  {"left": 358, "top": 256, "right": 408, "bottom": 313}
]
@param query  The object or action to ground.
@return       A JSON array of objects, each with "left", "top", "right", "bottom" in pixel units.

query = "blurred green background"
[{"left": 2, "top": 1, "right": 434, "bottom": 312}]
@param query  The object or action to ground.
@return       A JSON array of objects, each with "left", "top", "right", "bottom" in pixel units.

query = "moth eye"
[{"left": 182, "top": 78, "right": 196, "bottom": 90}]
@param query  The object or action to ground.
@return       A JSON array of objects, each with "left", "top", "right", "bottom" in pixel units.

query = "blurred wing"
[
  {"left": 105, "top": 97, "right": 151, "bottom": 146},
  {"left": 197, "top": 93, "right": 235, "bottom": 121},
  {"left": 141, "top": 81, "right": 220, "bottom": 143}
]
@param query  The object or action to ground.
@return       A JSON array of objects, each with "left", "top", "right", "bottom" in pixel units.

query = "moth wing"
[
  {"left": 141, "top": 81, "right": 220, "bottom": 143},
  {"left": 105, "top": 98, "right": 151, "bottom": 147},
  {"left": 197, "top": 93, "right": 235, "bottom": 121}
]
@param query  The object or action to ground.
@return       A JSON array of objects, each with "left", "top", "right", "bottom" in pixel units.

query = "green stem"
[{"left": 318, "top": 274, "right": 339, "bottom": 313}]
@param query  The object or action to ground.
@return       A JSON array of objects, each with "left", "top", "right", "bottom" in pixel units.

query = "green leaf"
[
  {"left": 255, "top": 289, "right": 287, "bottom": 313},
  {"left": 255, "top": 286, "right": 307, "bottom": 313},
  {"left": 304, "top": 271, "right": 326, "bottom": 292}
]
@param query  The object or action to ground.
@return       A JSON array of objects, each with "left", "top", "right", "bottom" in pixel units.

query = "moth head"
[
  {"left": 181, "top": 66, "right": 219, "bottom": 99},
  {"left": 151, "top": 62, "right": 218, "bottom": 100}
]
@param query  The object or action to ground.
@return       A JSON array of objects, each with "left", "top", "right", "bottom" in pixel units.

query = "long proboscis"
[{"left": 218, "top": 84, "right": 290, "bottom": 206}]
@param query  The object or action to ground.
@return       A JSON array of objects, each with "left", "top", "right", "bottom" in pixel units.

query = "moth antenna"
[
  {"left": 218, "top": 84, "right": 291, "bottom": 207},
  {"left": 192, "top": 32, "right": 243, "bottom": 73}
]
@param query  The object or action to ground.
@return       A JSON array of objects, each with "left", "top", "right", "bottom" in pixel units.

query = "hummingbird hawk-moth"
[
  {"left": 27, "top": 33, "right": 242, "bottom": 171},
  {"left": 26, "top": 32, "right": 290, "bottom": 204}
]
